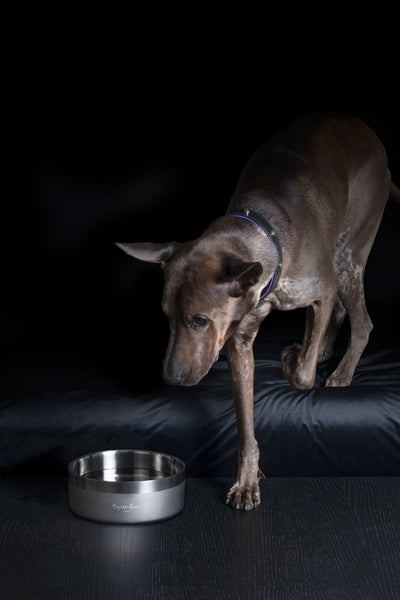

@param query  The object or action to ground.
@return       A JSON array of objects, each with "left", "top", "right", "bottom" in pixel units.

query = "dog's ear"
[
  {"left": 219, "top": 255, "right": 263, "bottom": 297},
  {"left": 115, "top": 242, "right": 180, "bottom": 267}
]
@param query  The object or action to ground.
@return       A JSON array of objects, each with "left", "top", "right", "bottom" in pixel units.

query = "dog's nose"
[
  {"left": 162, "top": 362, "right": 187, "bottom": 386},
  {"left": 163, "top": 372, "right": 184, "bottom": 386},
  {"left": 163, "top": 362, "right": 201, "bottom": 386}
]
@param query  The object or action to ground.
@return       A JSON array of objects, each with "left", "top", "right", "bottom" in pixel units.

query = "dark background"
[{"left": 16, "top": 90, "right": 400, "bottom": 392}]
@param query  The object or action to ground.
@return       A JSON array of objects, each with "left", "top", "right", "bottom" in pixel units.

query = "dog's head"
[{"left": 116, "top": 240, "right": 263, "bottom": 385}]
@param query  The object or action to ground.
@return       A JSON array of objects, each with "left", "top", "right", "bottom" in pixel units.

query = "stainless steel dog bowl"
[{"left": 68, "top": 449, "right": 185, "bottom": 523}]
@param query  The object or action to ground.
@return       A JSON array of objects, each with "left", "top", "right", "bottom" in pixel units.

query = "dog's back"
[{"left": 232, "top": 114, "right": 390, "bottom": 238}]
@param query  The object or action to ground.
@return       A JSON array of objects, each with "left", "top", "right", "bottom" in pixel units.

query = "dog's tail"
[{"left": 390, "top": 181, "right": 400, "bottom": 202}]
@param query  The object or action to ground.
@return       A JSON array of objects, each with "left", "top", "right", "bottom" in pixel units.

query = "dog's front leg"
[
  {"left": 281, "top": 290, "right": 338, "bottom": 389},
  {"left": 225, "top": 318, "right": 265, "bottom": 510}
]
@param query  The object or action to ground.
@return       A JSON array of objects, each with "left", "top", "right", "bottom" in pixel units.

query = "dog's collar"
[{"left": 229, "top": 209, "right": 283, "bottom": 305}]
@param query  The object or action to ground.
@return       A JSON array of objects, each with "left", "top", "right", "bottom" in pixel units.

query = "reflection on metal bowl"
[{"left": 68, "top": 449, "right": 185, "bottom": 523}]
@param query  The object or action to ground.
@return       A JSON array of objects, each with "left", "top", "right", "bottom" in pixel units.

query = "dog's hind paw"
[
  {"left": 325, "top": 371, "right": 353, "bottom": 387},
  {"left": 225, "top": 470, "right": 264, "bottom": 511}
]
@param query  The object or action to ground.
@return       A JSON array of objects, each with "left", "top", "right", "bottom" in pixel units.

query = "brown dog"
[{"left": 117, "top": 114, "right": 399, "bottom": 510}]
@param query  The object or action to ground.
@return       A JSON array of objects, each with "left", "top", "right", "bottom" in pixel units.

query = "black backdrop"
[
  {"left": 17, "top": 92, "right": 400, "bottom": 393},
  {"left": 1, "top": 79, "right": 398, "bottom": 479}
]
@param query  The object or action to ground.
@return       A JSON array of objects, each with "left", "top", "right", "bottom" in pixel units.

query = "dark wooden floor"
[{"left": 1, "top": 476, "right": 399, "bottom": 600}]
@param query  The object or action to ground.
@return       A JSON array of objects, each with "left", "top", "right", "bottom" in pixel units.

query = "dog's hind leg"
[
  {"left": 325, "top": 261, "right": 372, "bottom": 387},
  {"left": 326, "top": 166, "right": 390, "bottom": 387}
]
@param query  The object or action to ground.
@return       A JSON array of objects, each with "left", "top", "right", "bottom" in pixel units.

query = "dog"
[{"left": 117, "top": 114, "right": 399, "bottom": 510}]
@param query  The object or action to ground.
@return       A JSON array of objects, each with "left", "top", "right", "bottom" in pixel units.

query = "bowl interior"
[{"left": 70, "top": 449, "right": 184, "bottom": 484}]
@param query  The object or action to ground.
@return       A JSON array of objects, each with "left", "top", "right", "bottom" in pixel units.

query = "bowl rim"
[{"left": 67, "top": 448, "right": 185, "bottom": 494}]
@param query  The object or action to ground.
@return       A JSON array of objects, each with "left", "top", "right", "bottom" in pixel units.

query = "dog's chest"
[{"left": 269, "top": 276, "right": 326, "bottom": 310}]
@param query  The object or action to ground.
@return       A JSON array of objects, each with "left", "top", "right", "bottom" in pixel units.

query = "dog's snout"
[
  {"left": 163, "top": 327, "right": 219, "bottom": 386},
  {"left": 163, "top": 372, "right": 198, "bottom": 387},
  {"left": 163, "top": 370, "right": 185, "bottom": 386},
  {"left": 163, "top": 356, "right": 205, "bottom": 386},
  {"left": 163, "top": 361, "right": 190, "bottom": 386}
]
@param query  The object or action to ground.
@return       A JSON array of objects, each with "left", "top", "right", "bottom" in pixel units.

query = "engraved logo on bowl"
[{"left": 112, "top": 503, "right": 141, "bottom": 513}]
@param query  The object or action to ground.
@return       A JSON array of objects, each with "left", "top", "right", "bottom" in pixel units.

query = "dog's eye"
[{"left": 191, "top": 315, "right": 208, "bottom": 329}]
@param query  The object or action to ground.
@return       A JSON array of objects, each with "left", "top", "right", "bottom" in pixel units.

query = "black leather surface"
[{"left": 2, "top": 305, "right": 399, "bottom": 477}]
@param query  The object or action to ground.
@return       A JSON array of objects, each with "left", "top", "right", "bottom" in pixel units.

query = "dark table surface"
[{"left": 1, "top": 476, "right": 399, "bottom": 600}]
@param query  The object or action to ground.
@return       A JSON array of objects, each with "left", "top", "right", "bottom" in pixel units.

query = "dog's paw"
[
  {"left": 281, "top": 342, "right": 302, "bottom": 370},
  {"left": 225, "top": 469, "right": 264, "bottom": 511},
  {"left": 325, "top": 371, "right": 353, "bottom": 387},
  {"left": 281, "top": 343, "right": 315, "bottom": 390}
]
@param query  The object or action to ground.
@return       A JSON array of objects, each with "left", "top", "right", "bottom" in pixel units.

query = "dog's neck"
[
  {"left": 229, "top": 209, "right": 283, "bottom": 299},
  {"left": 201, "top": 214, "right": 282, "bottom": 301}
]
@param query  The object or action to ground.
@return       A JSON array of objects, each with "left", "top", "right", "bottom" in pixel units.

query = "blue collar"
[{"left": 230, "top": 208, "right": 283, "bottom": 304}]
